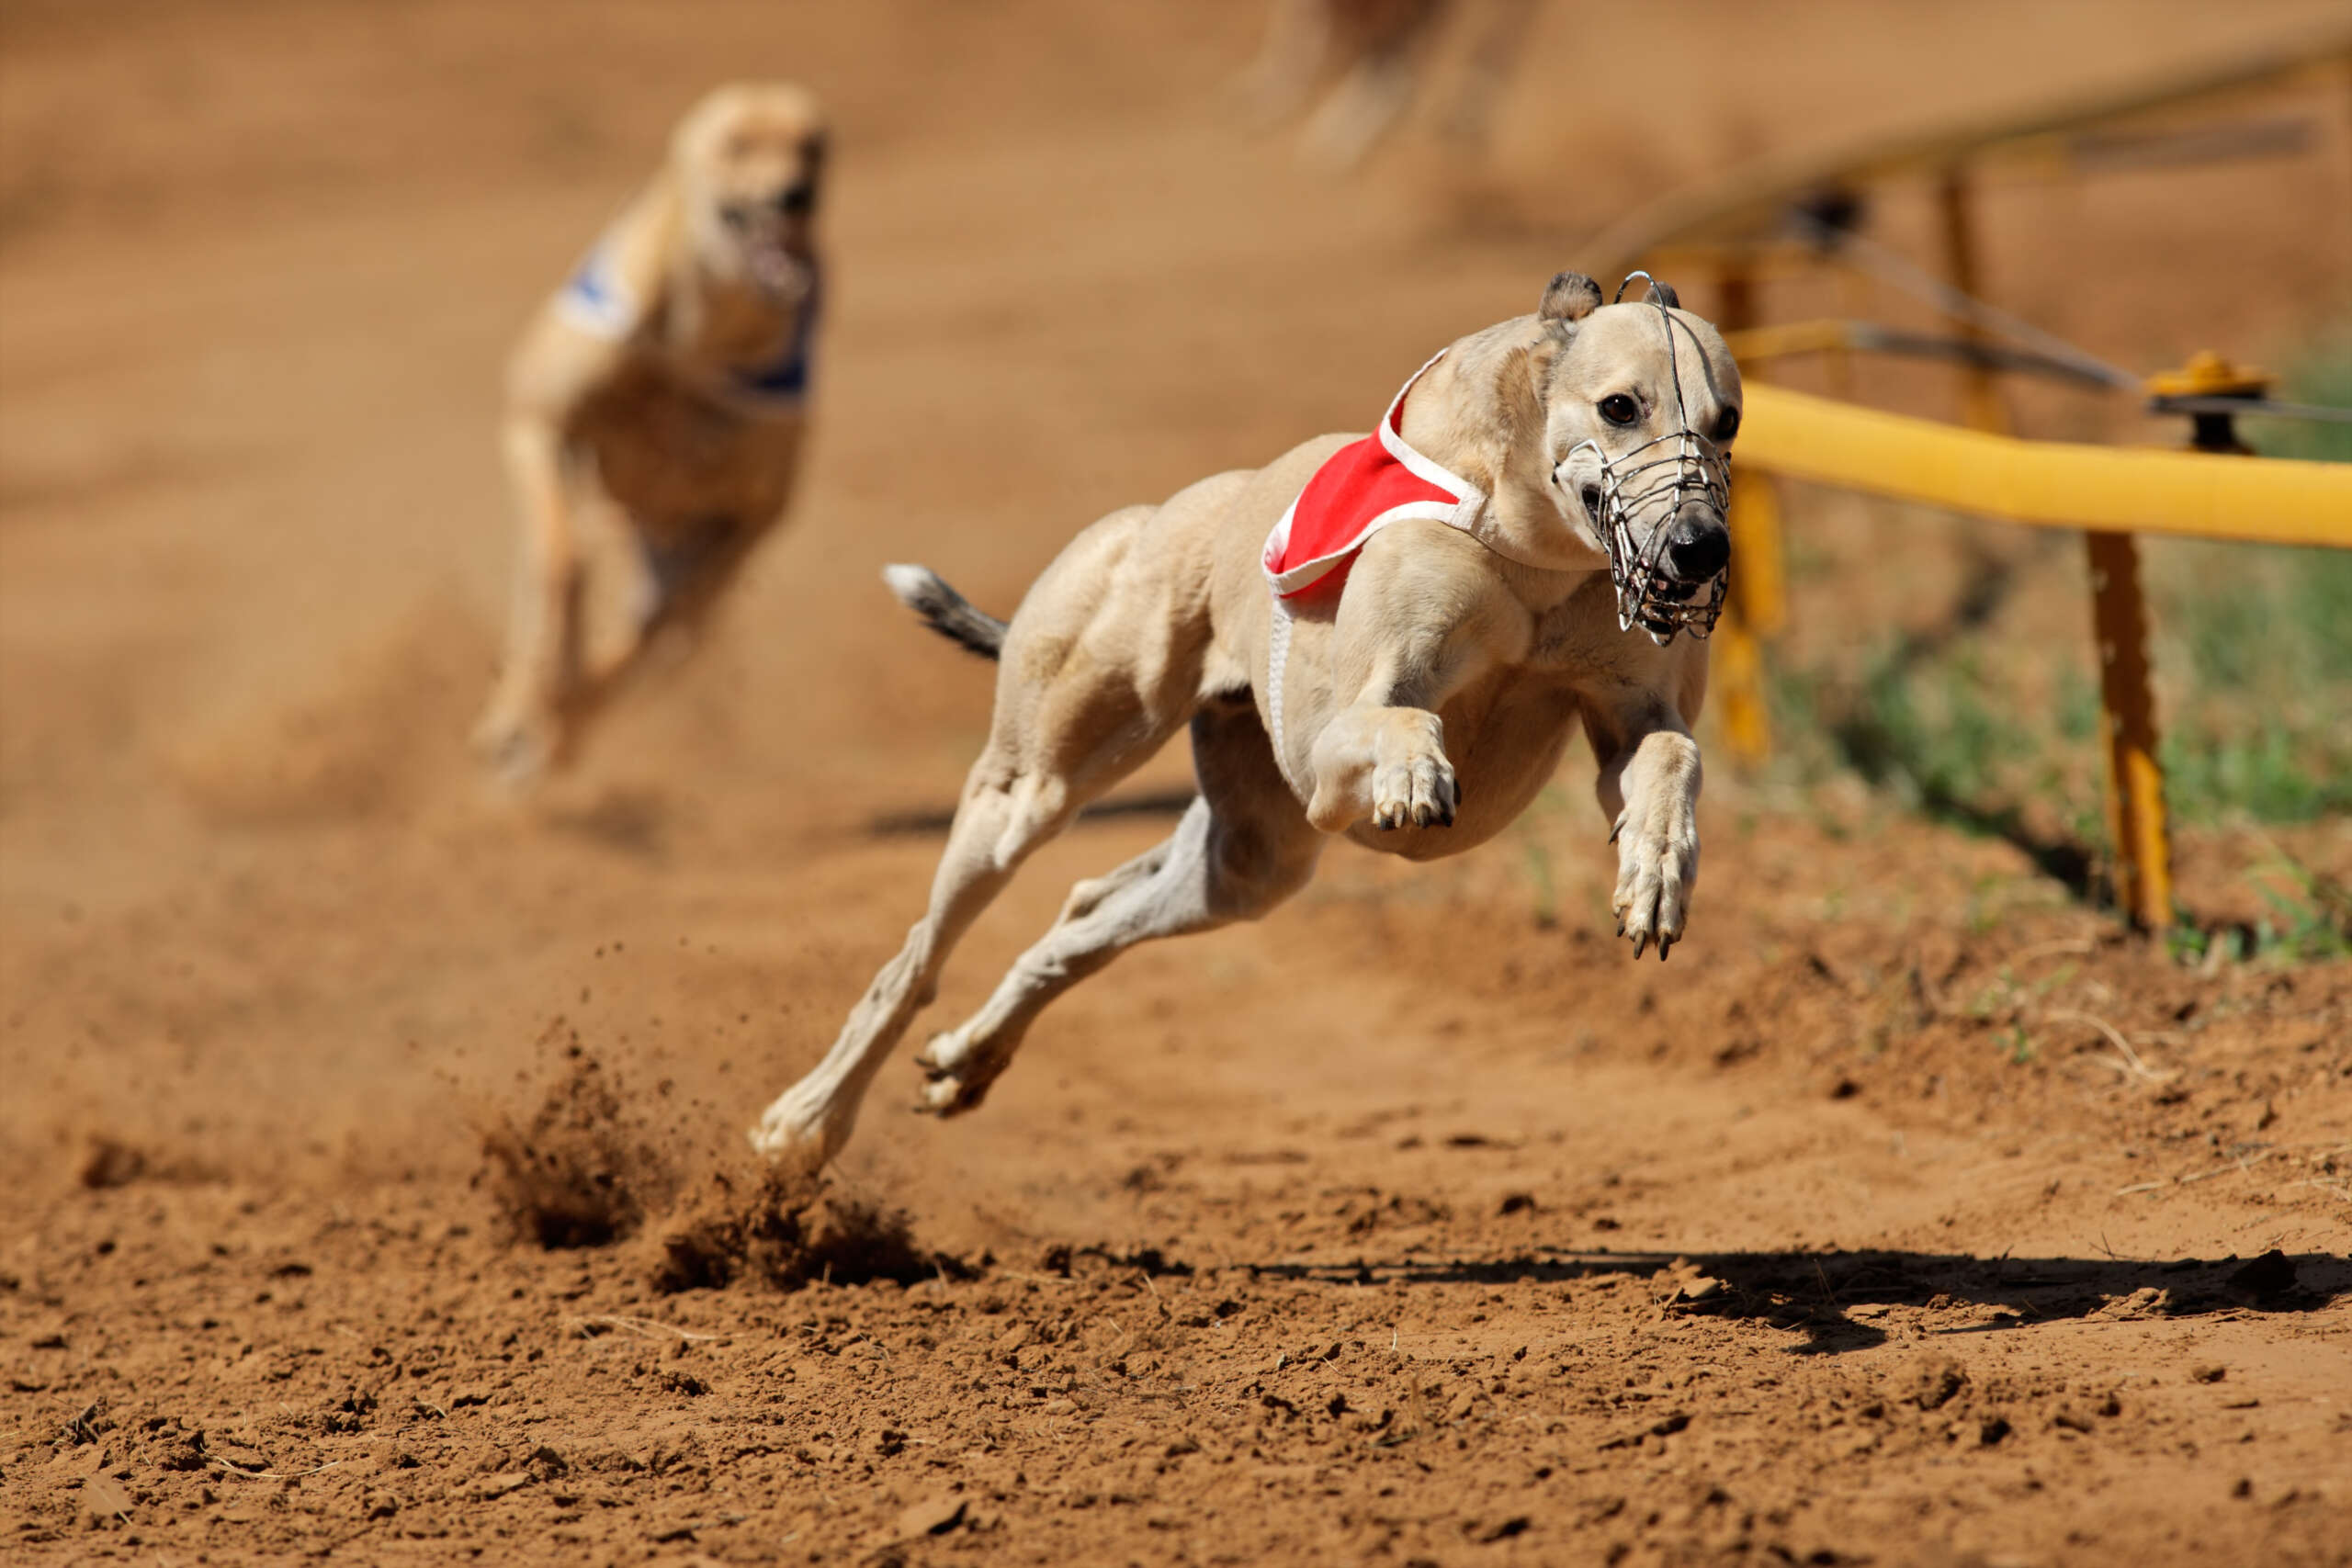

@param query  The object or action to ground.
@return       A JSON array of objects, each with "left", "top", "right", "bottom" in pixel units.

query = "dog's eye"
[
  {"left": 1599, "top": 394, "right": 1639, "bottom": 426},
  {"left": 1714, "top": 407, "right": 1741, "bottom": 442}
]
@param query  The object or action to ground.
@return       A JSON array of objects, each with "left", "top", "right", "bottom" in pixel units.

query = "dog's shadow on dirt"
[
  {"left": 865, "top": 788, "right": 1197, "bottom": 837},
  {"left": 1245, "top": 1246, "right": 2347, "bottom": 1354}
]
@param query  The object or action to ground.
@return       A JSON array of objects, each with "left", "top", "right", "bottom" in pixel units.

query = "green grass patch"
[
  {"left": 2247, "top": 323, "right": 2352, "bottom": 466},
  {"left": 1764, "top": 378, "right": 2351, "bottom": 933},
  {"left": 2147, "top": 538, "right": 2352, "bottom": 826}
]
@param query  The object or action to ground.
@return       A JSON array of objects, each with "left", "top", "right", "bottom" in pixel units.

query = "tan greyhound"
[
  {"left": 753, "top": 272, "right": 1740, "bottom": 1168},
  {"left": 474, "top": 83, "right": 827, "bottom": 785}
]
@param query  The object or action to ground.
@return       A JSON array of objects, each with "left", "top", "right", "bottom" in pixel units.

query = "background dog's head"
[
  {"left": 670, "top": 82, "right": 828, "bottom": 298},
  {"left": 1534, "top": 274, "right": 1741, "bottom": 602}
]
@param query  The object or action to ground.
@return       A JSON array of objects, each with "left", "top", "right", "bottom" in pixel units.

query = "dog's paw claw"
[
  {"left": 914, "top": 1033, "right": 996, "bottom": 1118},
  {"left": 912, "top": 1056, "right": 967, "bottom": 1116},
  {"left": 1610, "top": 802, "right": 1697, "bottom": 963},
  {"left": 1371, "top": 752, "right": 1458, "bottom": 834}
]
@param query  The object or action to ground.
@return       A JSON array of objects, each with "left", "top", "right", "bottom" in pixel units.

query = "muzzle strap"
[
  {"left": 1566, "top": 276, "right": 1732, "bottom": 645},
  {"left": 1566, "top": 423, "right": 1730, "bottom": 643}
]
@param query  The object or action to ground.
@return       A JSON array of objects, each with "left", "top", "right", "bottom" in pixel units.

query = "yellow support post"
[
  {"left": 2085, "top": 532, "right": 2173, "bottom": 931},
  {"left": 1710, "top": 611, "right": 1770, "bottom": 769},
  {"left": 1713, "top": 254, "right": 1785, "bottom": 770},
  {"left": 1826, "top": 264, "right": 1868, "bottom": 401},
  {"left": 1935, "top": 165, "right": 2010, "bottom": 435},
  {"left": 1726, "top": 465, "right": 1788, "bottom": 640},
  {"left": 1715, "top": 467, "right": 1784, "bottom": 769}
]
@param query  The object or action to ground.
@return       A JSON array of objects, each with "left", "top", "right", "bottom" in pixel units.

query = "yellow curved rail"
[{"left": 1740, "top": 383, "right": 2352, "bottom": 547}]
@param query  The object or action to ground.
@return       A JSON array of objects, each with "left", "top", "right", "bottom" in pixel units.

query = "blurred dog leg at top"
[
  {"left": 1233, "top": 0, "right": 1538, "bottom": 168},
  {"left": 472, "top": 83, "right": 827, "bottom": 787}
]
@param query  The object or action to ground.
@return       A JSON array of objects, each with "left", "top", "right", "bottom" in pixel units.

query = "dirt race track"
[{"left": 4, "top": 3, "right": 2350, "bottom": 1564}]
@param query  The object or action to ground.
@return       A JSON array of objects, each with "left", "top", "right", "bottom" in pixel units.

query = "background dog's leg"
[
  {"left": 916, "top": 702, "right": 1322, "bottom": 1115},
  {"left": 1435, "top": 0, "right": 1535, "bottom": 148},
  {"left": 1231, "top": 0, "right": 1337, "bottom": 128},
  {"left": 560, "top": 518, "right": 766, "bottom": 742},
  {"left": 474, "top": 414, "right": 581, "bottom": 784},
  {"left": 1297, "top": 0, "right": 1447, "bottom": 168}
]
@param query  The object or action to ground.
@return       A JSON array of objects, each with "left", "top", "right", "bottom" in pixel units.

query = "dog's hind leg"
[
  {"left": 748, "top": 763, "right": 1077, "bottom": 1168},
  {"left": 915, "top": 698, "right": 1323, "bottom": 1116},
  {"left": 751, "top": 508, "right": 1205, "bottom": 1167}
]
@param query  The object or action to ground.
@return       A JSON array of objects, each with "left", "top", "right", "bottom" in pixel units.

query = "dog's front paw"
[
  {"left": 748, "top": 1087, "right": 842, "bottom": 1174},
  {"left": 1610, "top": 800, "right": 1698, "bottom": 960},
  {"left": 1372, "top": 749, "right": 1457, "bottom": 830},
  {"left": 1366, "top": 714, "right": 1458, "bottom": 830}
]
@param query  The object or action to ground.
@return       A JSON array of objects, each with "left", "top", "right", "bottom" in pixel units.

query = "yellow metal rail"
[
  {"left": 1739, "top": 384, "right": 2352, "bottom": 547},
  {"left": 1726, "top": 385, "right": 2352, "bottom": 932}
]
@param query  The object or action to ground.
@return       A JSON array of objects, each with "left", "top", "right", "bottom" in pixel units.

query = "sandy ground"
[{"left": 3, "top": 3, "right": 2349, "bottom": 1563}]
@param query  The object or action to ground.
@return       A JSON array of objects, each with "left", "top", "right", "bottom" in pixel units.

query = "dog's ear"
[{"left": 1539, "top": 271, "right": 1603, "bottom": 324}]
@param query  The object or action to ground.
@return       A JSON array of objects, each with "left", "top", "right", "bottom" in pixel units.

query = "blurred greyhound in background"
[{"left": 475, "top": 83, "right": 827, "bottom": 785}]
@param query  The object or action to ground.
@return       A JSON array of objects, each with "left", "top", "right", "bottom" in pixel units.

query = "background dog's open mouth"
[
  {"left": 742, "top": 234, "right": 812, "bottom": 299},
  {"left": 721, "top": 209, "right": 815, "bottom": 299}
]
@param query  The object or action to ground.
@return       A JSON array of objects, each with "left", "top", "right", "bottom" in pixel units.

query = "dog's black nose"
[
  {"left": 775, "top": 182, "right": 815, "bottom": 216},
  {"left": 1664, "top": 517, "right": 1729, "bottom": 581}
]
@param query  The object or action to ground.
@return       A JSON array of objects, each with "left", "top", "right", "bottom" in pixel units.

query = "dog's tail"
[{"left": 882, "top": 563, "right": 1006, "bottom": 660}]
